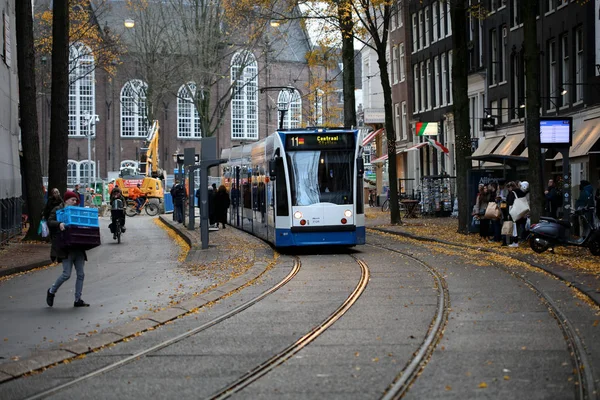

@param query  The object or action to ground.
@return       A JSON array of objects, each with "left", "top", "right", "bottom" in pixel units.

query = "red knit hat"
[{"left": 63, "top": 190, "right": 80, "bottom": 204}]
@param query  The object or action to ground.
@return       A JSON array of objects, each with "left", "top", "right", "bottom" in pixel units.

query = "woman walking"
[
  {"left": 46, "top": 191, "right": 90, "bottom": 307},
  {"left": 43, "top": 188, "right": 63, "bottom": 221}
]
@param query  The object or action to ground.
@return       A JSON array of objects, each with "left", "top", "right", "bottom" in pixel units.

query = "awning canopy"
[
  {"left": 362, "top": 128, "right": 384, "bottom": 146},
  {"left": 472, "top": 136, "right": 504, "bottom": 157},
  {"left": 492, "top": 134, "right": 524, "bottom": 156},
  {"left": 401, "top": 142, "right": 429, "bottom": 152},
  {"left": 370, "top": 141, "right": 429, "bottom": 164},
  {"left": 554, "top": 118, "right": 600, "bottom": 160},
  {"left": 370, "top": 153, "right": 388, "bottom": 164},
  {"left": 468, "top": 154, "right": 529, "bottom": 169}
]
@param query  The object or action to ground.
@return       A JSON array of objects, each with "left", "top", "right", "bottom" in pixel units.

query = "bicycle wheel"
[
  {"left": 114, "top": 219, "right": 121, "bottom": 243},
  {"left": 125, "top": 204, "right": 137, "bottom": 217},
  {"left": 145, "top": 203, "right": 159, "bottom": 216},
  {"left": 381, "top": 199, "right": 390, "bottom": 212}
]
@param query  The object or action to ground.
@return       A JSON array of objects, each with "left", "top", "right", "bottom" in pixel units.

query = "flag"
[
  {"left": 427, "top": 138, "right": 449, "bottom": 155},
  {"left": 416, "top": 122, "right": 438, "bottom": 136}
]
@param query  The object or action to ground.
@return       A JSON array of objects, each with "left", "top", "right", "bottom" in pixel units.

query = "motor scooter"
[{"left": 529, "top": 207, "right": 600, "bottom": 256}]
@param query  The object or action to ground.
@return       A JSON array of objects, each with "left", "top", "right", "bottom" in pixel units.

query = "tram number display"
[{"left": 285, "top": 133, "right": 355, "bottom": 150}]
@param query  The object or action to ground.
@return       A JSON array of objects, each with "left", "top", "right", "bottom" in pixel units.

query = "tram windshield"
[{"left": 287, "top": 150, "right": 353, "bottom": 206}]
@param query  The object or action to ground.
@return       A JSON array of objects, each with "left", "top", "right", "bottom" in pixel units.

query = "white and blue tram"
[{"left": 221, "top": 128, "right": 366, "bottom": 247}]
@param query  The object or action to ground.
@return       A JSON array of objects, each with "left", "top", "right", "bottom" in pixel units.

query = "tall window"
[
  {"left": 424, "top": 7, "right": 430, "bottom": 48},
  {"left": 432, "top": 2, "right": 439, "bottom": 42},
  {"left": 278, "top": 89, "right": 302, "bottom": 129},
  {"left": 561, "top": 34, "right": 569, "bottom": 106},
  {"left": 441, "top": 53, "right": 447, "bottom": 106},
  {"left": 426, "top": 59, "right": 432, "bottom": 110},
  {"left": 392, "top": 46, "right": 398, "bottom": 84},
  {"left": 439, "top": 1, "right": 446, "bottom": 37},
  {"left": 511, "top": 0, "right": 521, "bottom": 27},
  {"left": 434, "top": 55, "right": 440, "bottom": 107},
  {"left": 414, "top": 64, "right": 420, "bottom": 112},
  {"left": 121, "top": 79, "right": 149, "bottom": 137},
  {"left": 399, "top": 44, "right": 406, "bottom": 81},
  {"left": 67, "top": 161, "right": 78, "bottom": 186},
  {"left": 177, "top": 83, "right": 201, "bottom": 138},
  {"left": 395, "top": 103, "right": 401, "bottom": 140},
  {"left": 418, "top": 10, "right": 424, "bottom": 49},
  {"left": 547, "top": 0, "right": 555, "bottom": 13},
  {"left": 412, "top": 14, "right": 418, "bottom": 52},
  {"left": 575, "top": 27, "right": 583, "bottom": 102},
  {"left": 420, "top": 62, "right": 426, "bottom": 111},
  {"left": 490, "top": 29, "right": 498, "bottom": 85},
  {"left": 500, "top": 25, "right": 507, "bottom": 82},
  {"left": 67, "top": 160, "right": 96, "bottom": 186},
  {"left": 401, "top": 102, "right": 408, "bottom": 140},
  {"left": 446, "top": 2, "right": 452, "bottom": 35},
  {"left": 68, "top": 43, "right": 95, "bottom": 137},
  {"left": 548, "top": 39, "right": 556, "bottom": 109},
  {"left": 231, "top": 51, "right": 258, "bottom": 140},
  {"left": 448, "top": 51, "right": 454, "bottom": 104},
  {"left": 314, "top": 89, "right": 323, "bottom": 125}
]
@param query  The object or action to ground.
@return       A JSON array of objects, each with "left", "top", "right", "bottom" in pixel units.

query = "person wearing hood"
[{"left": 575, "top": 180, "right": 595, "bottom": 233}]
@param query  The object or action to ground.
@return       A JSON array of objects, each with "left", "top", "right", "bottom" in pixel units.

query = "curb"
[
  {"left": 370, "top": 227, "right": 600, "bottom": 307},
  {"left": 0, "top": 260, "right": 52, "bottom": 278}
]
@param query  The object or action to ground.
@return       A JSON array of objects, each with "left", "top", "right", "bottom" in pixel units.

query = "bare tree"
[{"left": 16, "top": 0, "right": 45, "bottom": 240}]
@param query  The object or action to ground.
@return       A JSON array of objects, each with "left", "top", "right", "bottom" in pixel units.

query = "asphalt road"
[{"left": 0, "top": 215, "right": 202, "bottom": 362}]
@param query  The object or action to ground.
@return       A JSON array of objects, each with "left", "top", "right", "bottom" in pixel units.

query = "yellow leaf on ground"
[
  {"left": 445, "top": 385, "right": 452, "bottom": 391},
  {"left": 504, "top": 375, "right": 510, "bottom": 380},
  {"left": 478, "top": 382, "right": 488, "bottom": 388}
]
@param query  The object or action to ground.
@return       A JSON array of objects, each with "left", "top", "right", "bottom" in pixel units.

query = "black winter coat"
[{"left": 214, "top": 190, "right": 231, "bottom": 224}]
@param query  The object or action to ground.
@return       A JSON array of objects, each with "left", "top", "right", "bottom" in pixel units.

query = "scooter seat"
[{"left": 540, "top": 217, "right": 571, "bottom": 228}]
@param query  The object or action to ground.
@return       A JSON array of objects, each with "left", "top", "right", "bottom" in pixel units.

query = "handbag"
[
  {"left": 509, "top": 195, "right": 530, "bottom": 221},
  {"left": 501, "top": 220, "right": 514, "bottom": 235},
  {"left": 38, "top": 219, "right": 49, "bottom": 238},
  {"left": 470, "top": 216, "right": 481, "bottom": 233},
  {"left": 484, "top": 202, "right": 501, "bottom": 220}
]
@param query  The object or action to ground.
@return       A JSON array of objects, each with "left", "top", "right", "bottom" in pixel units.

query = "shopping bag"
[
  {"left": 501, "top": 221, "right": 514, "bottom": 236},
  {"left": 509, "top": 196, "right": 530, "bottom": 221},
  {"left": 39, "top": 219, "right": 49, "bottom": 238},
  {"left": 484, "top": 202, "right": 501, "bottom": 220}
]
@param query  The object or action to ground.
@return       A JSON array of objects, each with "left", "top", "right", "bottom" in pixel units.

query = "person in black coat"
[
  {"left": 214, "top": 185, "right": 231, "bottom": 228},
  {"left": 46, "top": 191, "right": 90, "bottom": 308},
  {"left": 544, "top": 179, "right": 561, "bottom": 219},
  {"left": 43, "top": 188, "right": 63, "bottom": 221},
  {"left": 170, "top": 180, "right": 187, "bottom": 223}
]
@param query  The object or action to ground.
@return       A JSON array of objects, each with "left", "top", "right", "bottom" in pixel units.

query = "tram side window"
[
  {"left": 275, "top": 157, "right": 289, "bottom": 216},
  {"left": 356, "top": 177, "right": 364, "bottom": 214}
]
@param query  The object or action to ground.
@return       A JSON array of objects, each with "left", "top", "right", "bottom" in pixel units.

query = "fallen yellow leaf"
[
  {"left": 478, "top": 382, "right": 488, "bottom": 388},
  {"left": 504, "top": 375, "right": 510, "bottom": 380}
]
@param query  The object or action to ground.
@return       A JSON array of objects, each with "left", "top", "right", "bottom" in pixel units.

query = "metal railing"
[{"left": 0, "top": 197, "right": 23, "bottom": 246}]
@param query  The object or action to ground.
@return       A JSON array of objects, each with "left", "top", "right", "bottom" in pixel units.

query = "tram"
[{"left": 221, "top": 127, "right": 366, "bottom": 247}]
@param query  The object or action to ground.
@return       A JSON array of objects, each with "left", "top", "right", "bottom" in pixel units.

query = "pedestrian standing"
[
  {"left": 43, "top": 188, "right": 63, "bottom": 220},
  {"left": 214, "top": 185, "right": 231, "bottom": 228},
  {"left": 544, "top": 179, "right": 561, "bottom": 219},
  {"left": 208, "top": 185, "right": 216, "bottom": 228},
  {"left": 475, "top": 185, "right": 490, "bottom": 240},
  {"left": 488, "top": 182, "right": 502, "bottom": 242},
  {"left": 171, "top": 180, "right": 187, "bottom": 223},
  {"left": 506, "top": 182, "right": 527, "bottom": 247},
  {"left": 46, "top": 191, "right": 90, "bottom": 307}
]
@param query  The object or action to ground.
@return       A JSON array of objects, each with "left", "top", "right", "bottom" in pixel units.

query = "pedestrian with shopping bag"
[
  {"left": 45, "top": 191, "right": 91, "bottom": 308},
  {"left": 506, "top": 182, "right": 529, "bottom": 247}
]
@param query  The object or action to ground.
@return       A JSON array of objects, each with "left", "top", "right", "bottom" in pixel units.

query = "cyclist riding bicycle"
[
  {"left": 129, "top": 184, "right": 146, "bottom": 214},
  {"left": 109, "top": 186, "right": 126, "bottom": 239}
]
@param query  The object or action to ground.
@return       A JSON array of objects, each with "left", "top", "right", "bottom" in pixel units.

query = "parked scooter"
[{"left": 529, "top": 207, "right": 600, "bottom": 256}]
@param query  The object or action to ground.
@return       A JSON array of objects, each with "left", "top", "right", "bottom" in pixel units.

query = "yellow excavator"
[{"left": 115, "top": 120, "right": 164, "bottom": 199}]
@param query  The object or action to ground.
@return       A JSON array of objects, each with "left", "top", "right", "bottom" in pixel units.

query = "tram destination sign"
[
  {"left": 539, "top": 117, "right": 572, "bottom": 148},
  {"left": 285, "top": 132, "right": 355, "bottom": 150}
]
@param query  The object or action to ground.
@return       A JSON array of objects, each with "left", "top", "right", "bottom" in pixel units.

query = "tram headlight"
[
  {"left": 294, "top": 211, "right": 303, "bottom": 219},
  {"left": 344, "top": 210, "right": 353, "bottom": 218}
]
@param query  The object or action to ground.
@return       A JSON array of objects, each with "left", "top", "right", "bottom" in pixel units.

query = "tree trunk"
[
  {"left": 48, "top": 0, "right": 70, "bottom": 194},
  {"left": 338, "top": 0, "right": 357, "bottom": 128},
  {"left": 376, "top": 49, "right": 401, "bottom": 225},
  {"left": 450, "top": 0, "right": 471, "bottom": 234},
  {"left": 16, "top": 0, "right": 45, "bottom": 241},
  {"left": 523, "top": 0, "right": 542, "bottom": 223}
]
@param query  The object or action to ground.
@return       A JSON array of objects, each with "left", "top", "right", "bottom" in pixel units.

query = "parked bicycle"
[{"left": 125, "top": 197, "right": 159, "bottom": 217}]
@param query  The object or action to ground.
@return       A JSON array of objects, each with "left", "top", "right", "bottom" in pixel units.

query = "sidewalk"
[
  {"left": 0, "top": 216, "right": 276, "bottom": 382},
  {"left": 365, "top": 208, "right": 600, "bottom": 306},
  {"left": 0, "top": 241, "right": 51, "bottom": 278}
]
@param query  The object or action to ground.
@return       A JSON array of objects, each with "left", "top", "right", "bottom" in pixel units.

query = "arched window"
[
  {"left": 277, "top": 89, "right": 302, "bottom": 129},
  {"left": 79, "top": 161, "right": 96, "bottom": 185},
  {"left": 68, "top": 43, "right": 95, "bottom": 137},
  {"left": 230, "top": 51, "right": 258, "bottom": 140},
  {"left": 67, "top": 161, "right": 78, "bottom": 187},
  {"left": 177, "top": 83, "right": 201, "bottom": 138},
  {"left": 121, "top": 79, "right": 149, "bottom": 137}
]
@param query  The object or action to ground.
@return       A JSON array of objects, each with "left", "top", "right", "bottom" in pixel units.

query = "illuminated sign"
[
  {"left": 539, "top": 117, "right": 572, "bottom": 147},
  {"left": 415, "top": 122, "right": 439, "bottom": 136},
  {"left": 285, "top": 133, "right": 355, "bottom": 150}
]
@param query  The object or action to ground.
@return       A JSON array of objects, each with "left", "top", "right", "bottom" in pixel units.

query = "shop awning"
[
  {"left": 554, "top": 118, "right": 600, "bottom": 160},
  {"left": 362, "top": 128, "right": 384, "bottom": 146},
  {"left": 402, "top": 142, "right": 429, "bottom": 152},
  {"left": 471, "top": 136, "right": 504, "bottom": 157},
  {"left": 492, "top": 134, "right": 524, "bottom": 156},
  {"left": 370, "top": 153, "right": 388, "bottom": 164}
]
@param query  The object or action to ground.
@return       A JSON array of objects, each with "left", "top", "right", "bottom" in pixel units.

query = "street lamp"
[
  {"left": 124, "top": 19, "right": 135, "bottom": 29},
  {"left": 259, "top": 86, "right": 296, "bottom": 130},
  {"left": 83, "top": 113, "right": 99, "bottom": 187}
]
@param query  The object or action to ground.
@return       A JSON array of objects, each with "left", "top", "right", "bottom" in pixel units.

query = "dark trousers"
[
  {"left": 479, "top": 219, "right": 490, "bottom": 238},
  {"left": 174, "top": 203, "right": 184, "bottom": 223},
  {"left": 491, "top": 219, "right": 501, "bottom": 241}
]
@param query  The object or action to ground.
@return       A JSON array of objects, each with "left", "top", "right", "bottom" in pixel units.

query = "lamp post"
[
  {"left": 259, "top": 86, "right": 295, "bottom": 130},
  {"left": 83, "top": 113, "right": 99, "bottom": 188}
]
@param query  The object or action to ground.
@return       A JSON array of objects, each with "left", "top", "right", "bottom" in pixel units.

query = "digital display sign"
[
  {"left": 539, "top": 117, "right": 572, "bottom": 147},
  {"left": 285, "top": 132, "right": 355, "bottom": 150}
]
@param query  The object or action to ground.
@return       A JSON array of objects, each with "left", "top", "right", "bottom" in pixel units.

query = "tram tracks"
[
  {"left": 22, "top": 254, "right": 371, "bottom": 400},
  {"left": 369, "top": 231, "right": 596, "bottom": 400}
]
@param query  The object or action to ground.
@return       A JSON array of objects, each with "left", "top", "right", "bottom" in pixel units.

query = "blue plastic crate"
[{"left": 56, "top": 206, "right": 99, "bottom": 227}]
